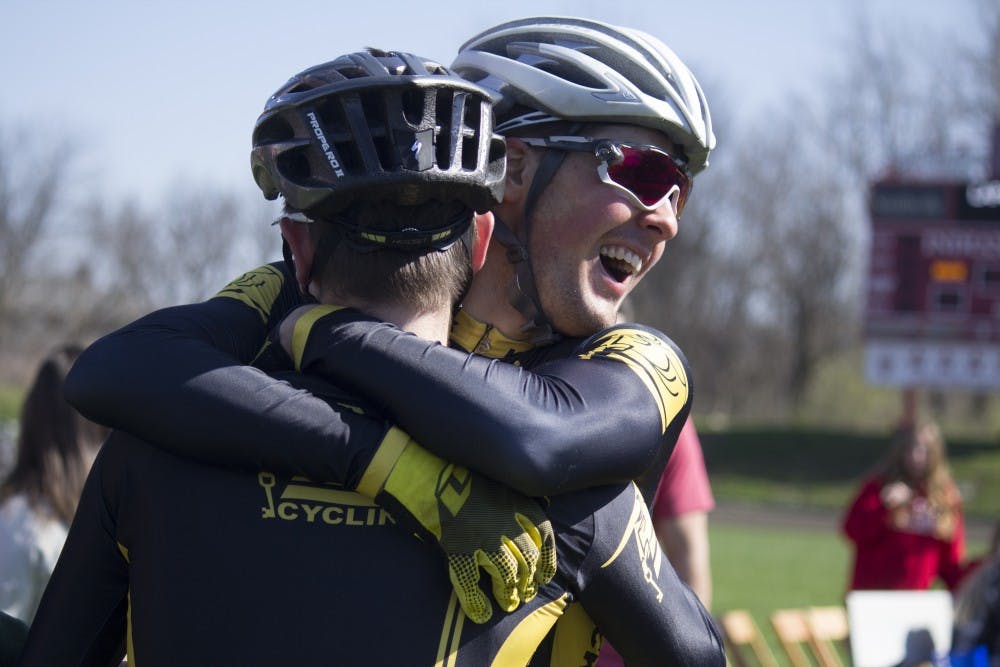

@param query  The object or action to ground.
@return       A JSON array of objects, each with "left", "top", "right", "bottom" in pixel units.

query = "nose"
[{"left": 639, "top": 201, "right": 679, "bottom": 240}]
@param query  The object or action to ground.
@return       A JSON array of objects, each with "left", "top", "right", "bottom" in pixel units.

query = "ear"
[
  {"left": 501, "top": 137, "right": 535, "bottom": 209},
  {"left": 470, "top": 211, "right": 494, "bottom": 273},
  {"left": 278, "top": 217, "right": 315, "bottom": 293}
]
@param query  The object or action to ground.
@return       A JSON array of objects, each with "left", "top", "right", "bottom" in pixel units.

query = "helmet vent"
[
  {"left": 277, "top": 151, "right": 312, "bottom": 186},
  {"left": 460, "top": 97, "right": 482, "bottom": 171},
  {"left": 314, "top": 100, "right": 350, "bottom": 142},
  {"left": 401, "top": 89, "right": 427, "bottom": 127},
  {"left": 339, "top": 64, "right": 373, "bottom": 80},
  {"left": 435, "top": 89, "right": 453, "bottom": 170},
  {"left": 284, "top": 82, "right": 314, "bottom": 95},
  {"left": 254, "top": 116, "right": 294, "bottom": 145},
  {"left": 360, "top": 91, "right": 393, "bottom": 170}
]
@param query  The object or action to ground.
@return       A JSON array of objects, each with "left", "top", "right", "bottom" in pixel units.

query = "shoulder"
[
  {"left": 576, "top": 324, "right": 688, "bottom": 376},
  {"left": 576, "top": 324, "right": 691, "bottom": 431},
  {"left": 212, "top": 261, "right": 302, "bottom": 326}
]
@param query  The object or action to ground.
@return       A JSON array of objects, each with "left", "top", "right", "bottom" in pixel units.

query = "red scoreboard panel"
[{"left": 865, "top": 179, "right": 1000, "bottom": 388}]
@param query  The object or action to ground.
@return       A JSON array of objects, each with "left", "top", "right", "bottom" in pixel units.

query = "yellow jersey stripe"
[
  {"left": 491, "top": 595, "right": 569, "bottom": 666},
  {"left": 291, "top": 305, "right": 344, "bottom": 371},
  {"left": 356, "top": 427, "right": 410, "bottom": 498},
  {"left": 117, "top": 543, "right": 135, "bottom": 665},
  {"left": 435, "top": 593, "right": 464, "bottom": 667}
]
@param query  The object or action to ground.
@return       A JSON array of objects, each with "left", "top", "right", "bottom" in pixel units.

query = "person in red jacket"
[{"left": 842, "top": 419, "right": 966, "bottom": 591}]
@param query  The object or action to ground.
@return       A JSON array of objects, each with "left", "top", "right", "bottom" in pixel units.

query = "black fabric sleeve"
[
  {"left": 62, "top": 265, "right": 389, "bottom": 486},
  {"left": 297, "top": 314, "right": 692, "bottom": 497},
  {"left": 549, "top": 484, "right": 725, "bottom": 667}
]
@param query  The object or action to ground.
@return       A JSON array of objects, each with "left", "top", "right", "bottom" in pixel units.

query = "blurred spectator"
[
  {"left": 842, "top": 419, "right": 965, "bottom": 592},
  {"left": 0, "top": 344, "right": 109, "bottom": 623},
  {"left": 650, "top": 418, "right": 716, "bottom": 609},
  {"left": 951, "top": 520, "right": 1000, "bottom": 664},
  {"left": 596, "top": 417, "right": 715, "bottom": 666}
]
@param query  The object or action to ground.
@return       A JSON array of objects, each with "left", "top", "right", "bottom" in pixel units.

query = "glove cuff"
[
  {"left": 357, "top": 432, "right": 459, "bottom": 541},
  {"left": 355, "top": 426, "right": 411, "bottom": 498}
]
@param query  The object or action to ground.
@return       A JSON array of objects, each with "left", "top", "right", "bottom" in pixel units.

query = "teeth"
[{"left": 600, "top": 246, "right": 643, "bottom": 274}]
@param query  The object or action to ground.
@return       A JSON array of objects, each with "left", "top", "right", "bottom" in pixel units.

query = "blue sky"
[{"left": 1, "top": 1, "right": 977, "bottom": 207}]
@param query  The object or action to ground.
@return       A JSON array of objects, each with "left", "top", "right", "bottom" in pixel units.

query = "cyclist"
[{"left": 64, "top": 18, "right": 720, "bottom": 665}]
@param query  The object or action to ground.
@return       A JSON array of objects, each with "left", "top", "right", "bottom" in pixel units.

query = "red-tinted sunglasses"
[{"left": 519, "top": 136, "right": 692, "bottom": 216}]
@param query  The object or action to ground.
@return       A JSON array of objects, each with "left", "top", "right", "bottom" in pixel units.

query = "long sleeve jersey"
[{"left": 50, "top": 261, "right": 719, "bottom": 665}]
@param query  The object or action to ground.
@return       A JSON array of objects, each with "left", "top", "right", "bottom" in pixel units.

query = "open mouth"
[{"left": 599, "top": 246, "right": 643, "bottom": 283}]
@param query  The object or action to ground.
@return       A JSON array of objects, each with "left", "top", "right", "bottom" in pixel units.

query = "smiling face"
[{"left": 524, "top": 124, "right": 682, "bottom": 337}]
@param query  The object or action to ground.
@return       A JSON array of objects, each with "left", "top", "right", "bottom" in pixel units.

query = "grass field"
[
  {"left": 711, "top": 519, "right": 851, "bottom": 665},
  {"left": 702, "top": 425, "right": 997, "bottom": 663},
  {"left": 710, "top": 515, "right": 990, "bottom": 666}
]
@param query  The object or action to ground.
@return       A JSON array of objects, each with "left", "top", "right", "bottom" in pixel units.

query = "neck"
[{"left": 323, "top": 291, "right": 452, "bottom": 344}]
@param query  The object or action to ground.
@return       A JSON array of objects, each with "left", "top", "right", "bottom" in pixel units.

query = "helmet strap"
[
  {"left": 491, "top": 217, "right": 559, "bottom": 345},
  {"left": 492, "top": 123, "right": 584, "bottom": 345},
  {"left": 521, "top": 149, "right": 570, "bottom": 238}
]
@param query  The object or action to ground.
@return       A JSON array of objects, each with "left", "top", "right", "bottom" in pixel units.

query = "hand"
[
  {"left": 436, "top": 465, "right": 558, "bottom": 621},
  {"left": 907, "top": 497, "right": 938, "bottom": 535},
  {"left": 357, "top": 428, "right": 557, "bottom": 623},
  {"left": 881, "top": 482, "right": 912, "bottom": 508}
]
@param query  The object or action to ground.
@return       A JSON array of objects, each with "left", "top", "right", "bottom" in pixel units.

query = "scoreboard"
[{"left": 864, "top": 179, "right": 1000, "bottom": 389}]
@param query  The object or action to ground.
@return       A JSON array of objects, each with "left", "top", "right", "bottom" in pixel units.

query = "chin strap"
[
  {"left": 492, "top": 126, "right": 583, "bottom": 346},
  {"left": 491, "top": 217, "right": 559, "bottom": 345}
]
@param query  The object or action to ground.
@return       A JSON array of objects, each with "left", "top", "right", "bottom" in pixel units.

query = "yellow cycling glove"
[{"left": 357, "top": 427, "right": 557, "bottom": 624}]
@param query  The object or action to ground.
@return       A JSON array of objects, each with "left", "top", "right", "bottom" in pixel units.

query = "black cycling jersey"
[
  {"left": 65, "top": 262, "right": 691, "bottom": 501},
  {"left": 55, "top": 261, "right": 717, "bottom": 665},
  {"left": 20, "top": 392, "right": 722, "bottom": 666}
]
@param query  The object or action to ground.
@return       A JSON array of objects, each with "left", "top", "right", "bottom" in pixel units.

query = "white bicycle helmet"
[{"left": 452, "top": 16, "right": 714, "bottom": 174}]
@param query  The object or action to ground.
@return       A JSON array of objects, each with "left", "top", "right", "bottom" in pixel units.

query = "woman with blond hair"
[
  {"left": 0, "top": 344, "right": 109, "bottom": 623},
  {"left": 842, "top": 419, "right": 966, "bottom": 591}
]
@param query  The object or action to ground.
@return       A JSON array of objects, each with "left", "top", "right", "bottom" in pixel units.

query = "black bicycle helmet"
[{"left": 251, "top": 49, "right": 506, "bottom": 249}]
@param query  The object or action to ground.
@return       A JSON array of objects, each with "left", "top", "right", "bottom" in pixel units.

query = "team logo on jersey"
[
  {"left": 600, "top": 485, "right": 664, "bottom": 602},
  {"left": 257, "top": 472, "right": 393, "bottom": 527},
  {"left": 578, "top": 328, "right": 688, "bottom": 433},
  {"left": 215, "top": 265, "right": 285, "bottom": 323}
]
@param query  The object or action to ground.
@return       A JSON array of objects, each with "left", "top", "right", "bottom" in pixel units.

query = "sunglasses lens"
[{"left": 607, "top": 145, "right": 691, "bottom": 214}]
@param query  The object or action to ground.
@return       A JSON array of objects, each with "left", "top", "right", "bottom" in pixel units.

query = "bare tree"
[
  {"left": 76, "top": 197, "right": 159, "bottom": 327},
  {"left": 956, "top": 0, "right": 1000, "bottom": 167},
  {"left": 0, "top": 127, "right": 74, "bottom": 333},
  {"left": 160, "top": 184, "right": 243, "bottom": 305}
]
